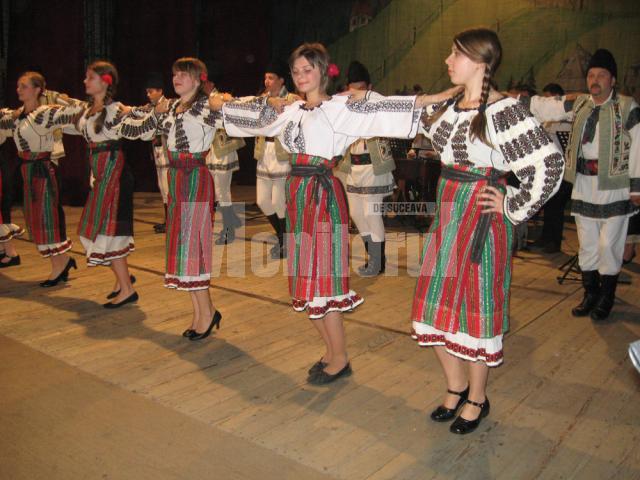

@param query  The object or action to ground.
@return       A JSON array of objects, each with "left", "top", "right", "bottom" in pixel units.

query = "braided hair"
[
  {"left": 424, "top": 28, "right": 502, "bottom": 147},
  {"left": 87, "top": 60, "right": 119, "bottom": 134}
]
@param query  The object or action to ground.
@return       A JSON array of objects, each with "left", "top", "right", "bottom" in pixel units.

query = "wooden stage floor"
[{"left": 1, "top": 188, "right": 639, "bottom": 480}]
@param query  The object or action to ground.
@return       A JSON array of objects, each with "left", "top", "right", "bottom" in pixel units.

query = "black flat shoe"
[
  {"left": 307, "top": 363, "right": 352, "bottom": 385},
  {"left": 189, "top": 310, "right": 222, "bottom": 341},
  {"left": 307, "top": 358, "right": 328, "bottom": 375},
  {"left": 430, "top": 385, "right": 470, "bottom": 422},
  {"left": 0, "top": 255, "right": 21, "bottom": 268},
  {"left": 40, "top": 257, "right": 76, "bottom": 287},
  {"left": 450, "top": 397, "right": 490, "bottom": 435},
  {"left": 106, "top": 275, "right": 137, "bottom": 299},
  {"left": 103, "top": 291, "right": 139, "bottom": 309}
]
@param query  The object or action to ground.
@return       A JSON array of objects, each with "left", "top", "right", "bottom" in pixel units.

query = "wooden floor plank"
[{"left": 1, "top": 189, "right": 639, "bottom": 480}]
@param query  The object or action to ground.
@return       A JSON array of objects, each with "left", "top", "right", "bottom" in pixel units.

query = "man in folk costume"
[
  {"left": 254, "top": 60, "right": 297, "bottom": 259},
  {"left": 200, "top": 64, "right": 244, "bottom": 245},
  {"left": 528, "top": 49, "right": 640, "bottom": 321},
  {"left": 145, "top": 72, "right": 170, "bottom": 234},
  {"left": 337, "top": 61, "right": 395, "bottom": 276}
]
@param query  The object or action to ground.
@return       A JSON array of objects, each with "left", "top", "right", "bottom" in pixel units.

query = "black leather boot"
[
  {"left": 590, "top": 274, "right": 618, "bottom": 321},
  {"left": 357, "top": 235, "right": 371, "bottom": 274},
  {"left": 266, "top": 214, "right": 286, "bottom": 259},
  {"left": 359, "top": 240, "right": 385, "bottom": 277},
  {"left": 571, "top": 270, "right": 600, "bottom": 317},
  {"left": 215, "top": 206, "right": 236, "bottom": 245}
]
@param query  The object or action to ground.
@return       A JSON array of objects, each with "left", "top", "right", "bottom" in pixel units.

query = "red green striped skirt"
[
  {"left": 410, "top": 165, "right": 512, "bottom": 366},
  {"left": 19, "top": 151, "right": 71, "bottom": 257},
  {"left": 286, "top": 154, "right": 363, "bottom": 319},
  {"left": 164, "top": 150, "right": 215, "bottom": 291},
  {"left": 78, "top": 142, "right": 134, "bottom": 265}
]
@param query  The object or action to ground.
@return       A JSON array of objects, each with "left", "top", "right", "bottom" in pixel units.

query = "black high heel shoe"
[
  {"left": 103, "top": 291, "right": 139, "bottom": 309},
  {"left": 189, "top": 310, "right": 222, "bottom": 341},
  {"left": 430, "top": 385, "right": 470, "bottom": 422},
  {"left": 450, "top": 397, "right": 490, "bottom": 435},
  {"left": 40, "top": 258, "right": 76, "bottom": 287},
  {"left": 106, "top": 275, "right": 137, "bottom": 299},
  {"left": 182, "top": 328, "right": 196, "bottom": 338}
]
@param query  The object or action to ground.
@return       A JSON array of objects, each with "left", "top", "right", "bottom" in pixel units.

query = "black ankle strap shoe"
[
  {"left": 430, "top": 385, "right": 469, "bottom": 422},
  {"left": 450, "top": 397, "right": 490, "bottom": 435}
]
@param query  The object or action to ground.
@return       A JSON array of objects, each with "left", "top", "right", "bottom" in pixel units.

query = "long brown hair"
[
  {"left": 428, "top": 28, "right": 502, "bottom": 146},
  {"left": 87, "top": 60, "right": 119, "bottom": 134},
  {"left": 172, "top": 57, "right": 208, "bottom": 110},
  {"left": 289, "top": 43, "right": 330, "bottom": 93}
]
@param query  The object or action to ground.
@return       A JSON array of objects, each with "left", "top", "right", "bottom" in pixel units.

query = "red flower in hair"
[
  {"left": 200, "top": 72, "right": 208, "bottom": 82},
  {"left": 327, "top": 63, "right": 340, "bottom": 78},
  {"left": 100, "top": 74, "right": 113, "bottom": 86}
]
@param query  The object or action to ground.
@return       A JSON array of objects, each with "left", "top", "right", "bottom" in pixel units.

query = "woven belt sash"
[
  {"left": 18, "top": 151, "right": 51, "bottom": 162},
  {"left": 577, "top": 157, "right": 598, "bottom": 175},
  {"left": 440, "top": 166, "right": 505, "bottom": 264},
  {"left": 167, "top": 151, "right": 208, "bottom": 170},
  {"left": 351, "top": 153, "right": 372, "bottom": 165},
  {"left": 89, "top": 141, "right": 121, "bottom": 153},
  {"left": 290, "top": 164, "right": 334, "bottom": 205}
]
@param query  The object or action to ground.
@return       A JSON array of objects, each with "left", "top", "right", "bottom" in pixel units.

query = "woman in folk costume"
[
  {"left": 62, "top": 61, "right": 155, "bottom": 307},
  {"left": 129, "top": 57, "right": 223, "bottom": 340},
  {"left": 213, "top": 43, "right": 450, "bottom": 384},
  {"left": 0, "top": 121, "right": 24, "bottom": 268},
  {"left": 409, "top": 29, "right": 563, "bottom": 434},
  {"left": 0, "top": 73, "right": 83, "bottom": 284},
  {"left": 253, "top": 60, "right": 297, "bottom": 259}
]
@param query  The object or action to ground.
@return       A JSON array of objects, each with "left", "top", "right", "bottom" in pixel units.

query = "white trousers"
[
  {"left": 256, "top": 176, "right": 287, "bottom": 218},
  {"left": 347, "top": 193, "right": 386, "bottom": 242},
  {"left": 212, "top": 170, "right": 233, "bottom": 207},
  {"left": 575, "top": 215, "right": 629, "bottom": 275}
]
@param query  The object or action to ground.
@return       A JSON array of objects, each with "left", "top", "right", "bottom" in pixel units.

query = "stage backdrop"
[
  {"left": 324, "top": 0, "right": 640, "bottom": 99},
  {"left": 2, "top": 0, "right": 270, "bottom": 205}
]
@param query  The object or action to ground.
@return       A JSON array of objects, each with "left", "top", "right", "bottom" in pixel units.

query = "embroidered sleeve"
[
  {"left": 222, "top": 96, "right": 289, "bottom": 137},
  {"left": 0, "top": 109, "right": 14, "bottom": 141},
  {"left": 527, "top": 95, "right": 574, "bottom": 123},
  {"left": 120, "top": 105, "right": 160, "bottom": 141},
  {"left": 628, "top": 101, "right": 640, "bottom": 195},
  {"left": 333, "top": 92, "right": 421, "bottom": 139},
  {"left": 188, "top": 95, "right": 223, "bottom": 129},
  {"left": 492, "top": 99, "right": 565, "bottom": 224},
  {"left": 29, "top": 103, "right": 85, "bottom": 136}
]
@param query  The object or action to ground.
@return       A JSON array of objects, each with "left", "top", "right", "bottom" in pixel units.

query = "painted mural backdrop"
[{"left": 328, "top": 0, "right": 640, "bottom": 99}]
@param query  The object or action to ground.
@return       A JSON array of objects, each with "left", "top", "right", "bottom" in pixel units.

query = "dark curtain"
[{"left": 3, "top": 0, "right": 273, "bottom": 202}]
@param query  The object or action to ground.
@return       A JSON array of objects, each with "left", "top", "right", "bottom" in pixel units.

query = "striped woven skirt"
[
  {"left": 0, "top": 161, "right": 24, "bottom": 243},
  {"left": 286, "top": 154, "right": 363, "bottom": 319},
  {"left": 164, "top": 151, "right": 215, "bottom": 291},
  {"left": 19, "top": 151, "right": 70, "bottom": 256},
  {"left": 78, "top": 142, "right": 134, "bottom": 266},
  {"left": 410, "top": 165, "right": 512, "bottom": 367}
]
